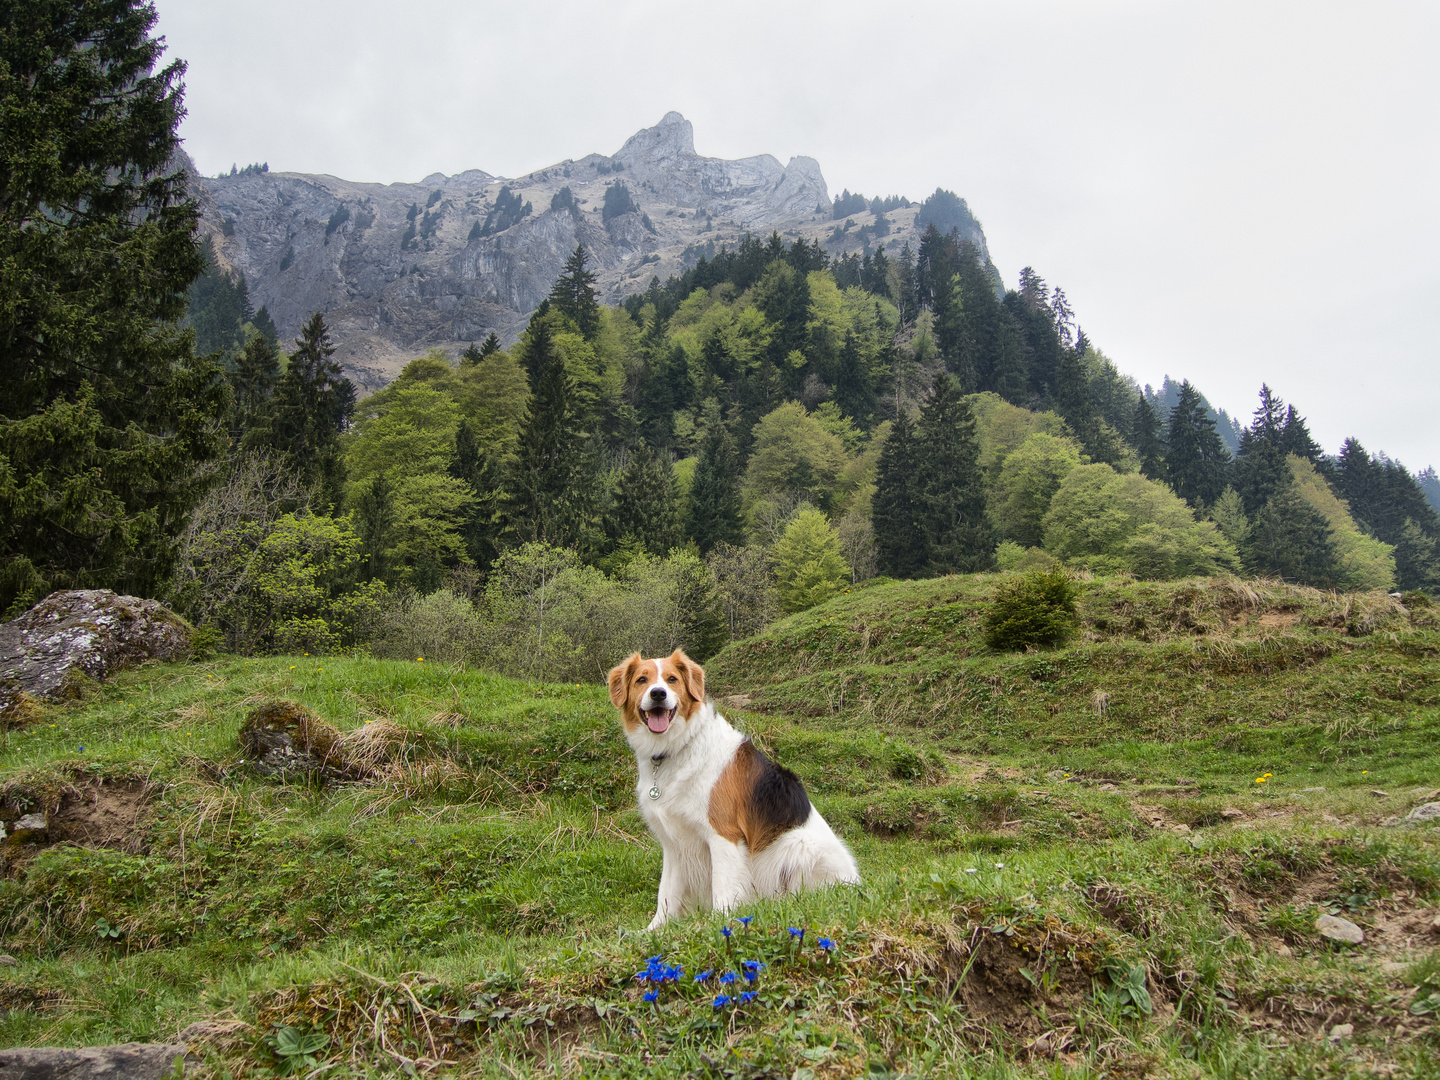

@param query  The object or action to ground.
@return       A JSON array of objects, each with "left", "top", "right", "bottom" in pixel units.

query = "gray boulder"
[
  {"left": 0, "top": 1044, "right": 190, "bottom": 1079},
  {"left": 1405, "top": 801, "right": 1440, "bottom": 823},
  {"left": 0, "top": 591, "right": 190, "bottom": 715}
]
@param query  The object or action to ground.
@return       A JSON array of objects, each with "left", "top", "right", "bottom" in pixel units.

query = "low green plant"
[
  {"left": 1095, "top": 960, "right": 1153, "bottom": 1019},
  {"left": 982, "top": 567, "right": 1080, "bottom": 650}
]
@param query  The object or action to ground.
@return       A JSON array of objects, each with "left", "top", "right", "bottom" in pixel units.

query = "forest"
[{"left": 3, "top": 0, "right": 1438, "bottom": 679}]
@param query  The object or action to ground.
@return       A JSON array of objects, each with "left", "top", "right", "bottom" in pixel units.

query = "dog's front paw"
[{"left": 644, "top": 913, "right": 668, "bottom": 932}]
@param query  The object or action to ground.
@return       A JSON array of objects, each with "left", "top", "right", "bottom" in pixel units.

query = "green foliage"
[
  {"left": 871, "top": 412, "right": 925, "bottom": 578},
  {"left": 742, "top": 402, "right": 848, "bottom": 521},
  {"left": 547, "top": 244, "right": 600, "bottom": 339},
  {"left": 981, "top": 567, "right": 1080, "bottom": 650},
  {"left": 0, "top": 0, "right": 228, "bottom": 600},
  {"left": 1289, "top": 455, "right": 1395, "bottom": 590},
  {"left": 915, "top": 375, "right": 993, "bottom": 574},
  {"left": 688, "top": 409, "right": 744, "bottom": 554},
  {"left": 992, "top": 433, "right": 1084, "bottom": 548},
  {"left": 771, "top": 505, "right": 849, "bottom": 612},
  {"left": 478, "top": 186, "right": 531, "bottom": 236},
  {"left": 601, "top": 181, "right": 638, "bottom": 224},
  {"left": 1043, "top": 463, "right": 1239, "bottom": 578},
  {"left": 1164, "top": 380, "right": 1232, "bottom": 510}
]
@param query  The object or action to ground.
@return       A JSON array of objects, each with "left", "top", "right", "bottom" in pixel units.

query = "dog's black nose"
[{"left": 648, "top": 685, "right": 666, "bottom": 700}]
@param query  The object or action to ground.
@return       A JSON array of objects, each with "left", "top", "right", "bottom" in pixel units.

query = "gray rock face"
[
  {"left": 0, "top": 1044, "right": 190, "bottom": 1080},
  {"left": 194, "top": 113, "right": 960, "bottom": 391},
  {"left": 0, "top": 591, "right": 190, "bottom": 714},
  {"left": 1406, "top": 801, "right": 1440, "bottom": 822}
]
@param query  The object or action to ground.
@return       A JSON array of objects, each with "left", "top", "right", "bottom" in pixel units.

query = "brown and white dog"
[{"left": 608, "top": 649, "right": 859, "bottom": 930}]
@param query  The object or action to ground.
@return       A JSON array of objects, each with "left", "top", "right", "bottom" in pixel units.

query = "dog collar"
[{"left": 648, "top": 753, "right": 667, "bottom": 800}]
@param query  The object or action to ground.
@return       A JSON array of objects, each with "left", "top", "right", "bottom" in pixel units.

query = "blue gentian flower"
[
  {"left": 721, "top": 926, "right": 732, "bottom": 938},
  {"left": 817, "top": 937, "right": 836, "bottom": 951},
  {"left": 788, "top": 927, "right": 805, "bottom": 941},
  {"left": 742, "top": 960, "right": 766, "bottom": 982},
  {"left": 738, "top": 990, "right": 757, "bottom": 1004},
  {"left": 642, "top": 990, "right": 659, "bottom": 1002},
  {"left": 718, "top": 972, "right": 737, "bottom": 984},
  {"left": 737, "top": 916, "right": 753, "bottom": 927},
  {"left": 693, "top": 969, "right": 712, "bottom": 982},
  {"left": 713, "top": 994, "right": 733, "bottom": 1008}
]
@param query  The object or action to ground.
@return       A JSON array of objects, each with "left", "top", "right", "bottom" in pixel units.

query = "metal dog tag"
[{"left": 648, "top": 786, "right": 661, "bottom": 801}]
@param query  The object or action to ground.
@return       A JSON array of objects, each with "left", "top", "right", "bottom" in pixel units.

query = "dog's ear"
[
  {"left": 669, "top": 649, "right": 705, "bottom": 704},
  {"left": 608, "top": 653, "right": 641, "bottom": 708}
]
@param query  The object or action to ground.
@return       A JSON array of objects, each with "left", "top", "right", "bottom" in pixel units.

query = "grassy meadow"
[{"left": 0, "top": 573, "right": 1437, "bottom": 1078}]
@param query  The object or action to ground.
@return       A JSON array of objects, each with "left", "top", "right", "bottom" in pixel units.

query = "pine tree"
[
  {"left": 505, "top": 316, "right": 594, "bottom": 546},
  {"left": 1165, "top": 380, "right": 1231, "bottom": 509},
  {"left": 1233, "top": 385, "right": 1293, "bottom": 515},
  {"left": 460, "top": 342, "right": 483, "bottom": 366},
  {"left": 608, "top": 444, "right": 681, "bottom": 556},
  {"left": 1242, "top": 475, "right": 1341, "bottom": 586},
  {"left": 231, "top": 333, "right": 281, "bottom": 439},
  {"left": 1131, "top": 394, "right": 1165, "bottom": 480},
  {"left": 915, "top": 375, "right": 993, "bottom": 574},
  {"left": 449, "top": 419, "right": 503, "bottom": 568},
  {"left": 832, "top": 331, "right": 876, "bottom": 427},
  {"left": 548, "top": 244, "right": 600, "bottom": 339},
  {"left": 688, "top": 414, "right": 744, "bottom": 553},
  {"left": 479, "top": 332, "right": 501, "bottom": 357},
  {"left": 0, "top": 0, "right": 228, "bottom": 609},
  {"left": 872, "top": 412, "right": 924, "bottom": 577},
  {"left": 262, "top": 312, "right": 350, "bottom": 507}
]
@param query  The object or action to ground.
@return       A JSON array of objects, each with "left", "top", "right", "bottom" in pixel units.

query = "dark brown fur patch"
[{"left": 708, "top": 741, "right": 811, "bottom": 854}]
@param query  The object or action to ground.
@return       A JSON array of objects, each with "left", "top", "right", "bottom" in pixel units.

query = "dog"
[{"left": 607, "top": 649, "right": 860, "bottom": 930}]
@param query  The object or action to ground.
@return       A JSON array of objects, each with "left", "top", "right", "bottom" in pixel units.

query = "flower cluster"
[{"left": 1254, "top": 772, "right": 1273, "bottom": 785}]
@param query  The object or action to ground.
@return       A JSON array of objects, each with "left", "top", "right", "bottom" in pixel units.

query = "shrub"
[
  {"left": 369, "top": 588, "right": 482, "bottom": 663},
  {"left": 982, "top": 568, "right": 1080, "bottom": 651},
  {"left": 772, "top": 506, "right": 849, "bottom": 613}
]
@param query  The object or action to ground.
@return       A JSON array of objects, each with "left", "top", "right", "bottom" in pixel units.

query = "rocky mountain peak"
[{"left": 616, "top": 111, "right": 697, "bottom": 163}]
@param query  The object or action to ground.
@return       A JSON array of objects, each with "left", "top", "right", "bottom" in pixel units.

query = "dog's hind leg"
[{"left": 707, "top": 835, "right": 754, "bottom": 913}]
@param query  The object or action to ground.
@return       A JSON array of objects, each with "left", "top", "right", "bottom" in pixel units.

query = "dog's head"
[{"left": 608, "top": 649, "right": 706, "bottom": 744}]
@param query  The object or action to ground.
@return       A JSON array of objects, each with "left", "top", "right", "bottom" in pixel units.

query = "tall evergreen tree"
[
  {"left": 505, "top": 315, "right": 594, "bottom": 546},
  {"left": 832, "top": 331, "right": 876, "bottom": 427},
  {"left": 608, "top": 444, "right": 681, "bottom": 556},
  {"left": 1242, "top": 476, "right": 1341, "bottom": 586},
  {"left": 231, "top": 333, "right": 281, "bottom": 440},
  {"left": 262, "top": 312, "right": 350, "bottom": 507},
  {"left": 871, "top": 412, "right": 926, "bottom": 578},
  {"left": 915, "top": 375, "right": 994, "bottom": 574},
  {"left": 1131, "top": 394, "right": 1165, "bottom": 480},
  {"left": 688, "top": 415, "right": 744, "bottom": 554},
  {"left": 1165, "top": 380, "right": 1231, "bottom": 509},
  {"left": 548, "top": 244, "right": 600, "bottom": 339},
  {"left": 1233, "top": 384, "right": 1292, "bottom": 515},
  {"left": 0, "top": 0, "right": 229, "bottom": 611},
  {"left": 1335, "top": 437, "right": 1440, "bottom": 591},
  {"left": 460, "top": 341, "right": 483, "bottom": 366},
  {"left": 449, "top": 419, "right": 504, "bottom": 569},
  {"left": 479, "top": 332, "right": 501, "bottom": 357}
]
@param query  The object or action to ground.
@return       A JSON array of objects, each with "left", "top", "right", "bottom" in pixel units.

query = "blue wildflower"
[
  {"left": 788, "top": 927, "right": 805, "bottom": 942},
  {"left": 817, "top": 937, "right": 836, "bottom": 951},
  {"left": 742, "top": 960, "right": 766, "bottom": 982},
  {"left": 737, "top": 916, "right": 753, "bottom": 927},
  {"left": 721, "top": 926, "right": 732, "bottom": 938},
  {"left": 647, "top": 954, "right": 664, "bottom": 964},
  {"left": 713, "top": 994, "right": 733, "bottom": 1008},
  {"left": 634, "top": 970, "right": 649, "bottom": 982},
  {"left": 718, "top": 972, "right": 737, "bottom": 985},
  {"left": 642, "top": 990, "right": 659, "bottom": 1002},
  {"left": 693, "top": 969, "right": 712, "bottom": 982},
  {"left": 738, "top": 990, "right": 757, "bottom": 1004}
]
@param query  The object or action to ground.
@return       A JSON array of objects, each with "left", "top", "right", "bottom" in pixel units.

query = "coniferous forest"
[{"left": 3, "top": 0, "right": 1438, "bottom": 678}]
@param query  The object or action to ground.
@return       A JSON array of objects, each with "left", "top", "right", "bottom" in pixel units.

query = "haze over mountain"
[{"left": 195, "top": 112, "right": 987, "bottom": 391}]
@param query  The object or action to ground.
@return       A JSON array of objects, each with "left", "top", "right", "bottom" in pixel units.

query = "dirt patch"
[{"left": 49, "top": 779, "right": 149, "bottom": 852}]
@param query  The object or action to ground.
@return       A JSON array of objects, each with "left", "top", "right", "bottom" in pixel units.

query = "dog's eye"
[{"left": 666, "top": 676, "right": 677, "bottom": 683}]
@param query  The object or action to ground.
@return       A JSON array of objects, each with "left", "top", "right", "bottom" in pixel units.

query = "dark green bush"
[{"left": 982, "top": 568, "right": 1080, "bottom": 650}]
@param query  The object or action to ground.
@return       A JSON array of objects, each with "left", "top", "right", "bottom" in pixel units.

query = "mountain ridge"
[{"left": 191, "top": 113, "right": 988, "bottom": 390}]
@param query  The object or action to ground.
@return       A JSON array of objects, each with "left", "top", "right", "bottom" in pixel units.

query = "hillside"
[
  {"left": 193, "top": 112, "right": 978, "bottom": 391},
  {"left": 0, "top": 574, "right": 1436, "bottom": 1077}
]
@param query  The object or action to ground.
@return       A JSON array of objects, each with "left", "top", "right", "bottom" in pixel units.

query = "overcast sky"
[{"left": 157, "top": 0, "right": 1439, "bottom": 472}]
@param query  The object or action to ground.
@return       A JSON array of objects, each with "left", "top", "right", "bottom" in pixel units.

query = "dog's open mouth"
[{"left": 644, "top": 707, "right": 675, "bottom": 734}]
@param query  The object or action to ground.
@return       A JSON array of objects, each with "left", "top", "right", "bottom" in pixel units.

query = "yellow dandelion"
[
  {"left": 416, "top": 657, "right": 424, "bottom": 662},
  {"left": 289, "top": 666, "right": 296, "bottom": 670}
]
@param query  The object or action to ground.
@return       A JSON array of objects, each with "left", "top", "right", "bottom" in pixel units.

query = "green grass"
[{"left": 0, "top": 573, "right": 1436, "bottom": 1077}]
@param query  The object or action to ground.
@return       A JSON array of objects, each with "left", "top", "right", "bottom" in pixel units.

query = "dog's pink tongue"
[{"left": 645, "top": 710, "right": 671, "bottom": 734}]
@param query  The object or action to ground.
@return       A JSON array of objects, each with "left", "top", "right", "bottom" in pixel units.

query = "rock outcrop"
[
  {"left": 193, "top": 113, "right": 957, "bottom": 390},
  {"left": 0, "top": 592, "right": 190, "bottom": 717},
  {"left": 0, "top": 1043, "right": 191, "bottom": 1080}
]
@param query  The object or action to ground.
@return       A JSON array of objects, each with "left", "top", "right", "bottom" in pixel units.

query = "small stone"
[
  {"left": 1316, "top": 914, "right": 1364, "bottom": 944},
  {"left": 1274, "top": 942, "right": 1293, "bottom": 957},
  {"left": 13, "top": 813, "right": 45, "bottom": 831},
  {"left": 1429, "top": 915, "right": 1440, "bottom": 934},
  {"left": 1098, "top": 783, "right": 1117, "bottom": 792},
  {"left": 1170, "top": 823, "right": 1192, "bottom": 834},
  {"left": 1301, "top": 786, "right": 1326, "bottom": 792},
  {"left": 1328, "top": 1022, "right": 1354, "bottom": 1040},
  {"left": 1380, "top": 961, "right": 1408, "bottom": 975},
  {"left": 1370, "top": 789, "right": 1391, "bottom": 797},
  {"left": 0, "top": 955, "right": 16, "bottom": 967},
  {"left": 1220, "top": 808, "right": 1245, "bottom": 820},
  {"left": 1405, "top": 801, "right": 1440, "bottom": 822}
]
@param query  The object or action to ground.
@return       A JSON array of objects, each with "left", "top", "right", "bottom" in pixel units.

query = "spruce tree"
[
  {"left": 1242, "top": 476, "right": 1341, "bottom": 586},
  {"left": 1233, "top": 385, "right": 1293, "bottom": 515},
  {"left": 460, "top": 341, "right": 483, "bottom": 366},
  {"left": 231, "top": 333, "right": 281, "bottom": 440},
  {"left": 832, "top": 330, "right": 876, "bottom": 427},
  {"left": 548, "top": 244, "right": 600, "bottom": 339},
  {"left": 1131, "top": 394, "right": 1165, "bottom": 480},
  {"left": 915, "top": 375, "right": 994, "bottom": 574},
  {"left": 449, "top": 419, "right": 503, "bottom": 568},
  {"left": 608, "top": 444, "right": 681, "bottom": 556},
  {"left": 871, "top": 412, "right": 925, "bottom": 577},
  {"left": 1165, "top": 380, "right": 1231, "bottom": 509},
  {"left": 479, "top": 332, "right": 501, "bottom": 357},
  {"left": 688, "top": 416, "right": 744, "bottom": 553},
  {"left": 505, "top": 316, "right": 594, "bottom": 546},
  {"left": 0, "top": 0, "right": 228, "bottom": 608},
  {"left": 262, "top": 312, "right": 350, "bottom": 508}
]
